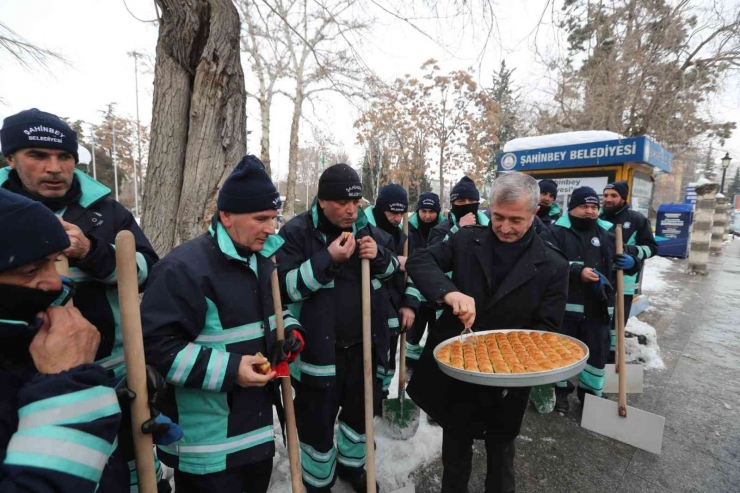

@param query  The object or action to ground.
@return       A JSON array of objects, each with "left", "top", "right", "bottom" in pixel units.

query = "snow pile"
[
  {"left": 641, "top": 255, "right": 675, "bottom": 295},
  {"left": 503, "top": 131, "right": 624, "bottom": 152},
  {"left": 624, "top": 318, "right": 665, "bottom": 370},
  {"left": 696, "top": 177, "right": 713, "bottom": 187}
]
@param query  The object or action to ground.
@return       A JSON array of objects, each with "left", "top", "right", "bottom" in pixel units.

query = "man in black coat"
[
  {"left": 535, "top": 179, "right": 562, "bottom": 227},
  {"left": 428, "top": 176, "right": 490, "bottom": 245},
  {"left": 406, "top": 172, "right": 569, "bottom": 493}
]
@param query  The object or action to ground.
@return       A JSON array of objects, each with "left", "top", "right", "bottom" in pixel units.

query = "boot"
[
  {"left": 554, "top": 388, "right": 570, "bottom": 414},
  {"left": 338, "top": 467, "right": 379, "bottom": 493}
]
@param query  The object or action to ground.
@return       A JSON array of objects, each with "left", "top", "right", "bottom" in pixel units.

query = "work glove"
[
  {"left": 269, "top": 329, "right": 305, "bottom": 367},
  {"left": 115, "top": 365, "right": 184, "bottom": 445},
  {"left": 591, "top": 269, "right": 613, "bottom": 301},
  {"left": 614, "top": 253, "right": 636, "bottom": 270}
]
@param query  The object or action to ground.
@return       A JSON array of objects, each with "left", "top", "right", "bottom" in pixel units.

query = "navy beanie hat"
[
  {"left": 449, "top": 176, "right": 479, "bottom": 203},
  {"left": 376, "top": 184, "right": 408, "bottom": 213},
  {"left": 568, "top": 186, "right": 600, "bottom": 211},
  {"left": 217, "top": 155, "right": 281, "bottom": 213},
  {"left": 416, "top": 192, "right": 441, "bottom": 213},
  {"left": 1, "top": 108, "right": 79, "bottom": 163},
  {"left": 604, "top": 180, "right": 629, "bottom": 201},
  {"left": 318, "top": 163, "right": 362, "bottom": 201},
  {"left": 539, "top": 179, "right": 558, "bottom": 198},
  {"left": 0, "top": 189, "right": 70, "bottom": 272}
]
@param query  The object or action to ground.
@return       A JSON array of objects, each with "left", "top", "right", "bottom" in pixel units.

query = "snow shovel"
[
  {"left": 382, "top": 214, "right": 420, "bottom": 439},
  {"left": 361, "top": 258, "right": 377, "bottom": 493},
  {"left": 115, "top": 230, "right": 157, "bottom": 493},
  {"left": 270, "top": 256, "right": 302, "bottom": 493},
  {"left": 603, "top": 298, "right": 644, "bottom": 394},
  {"left": 581, "top": 225, "right": 665, "bottom": 455}
]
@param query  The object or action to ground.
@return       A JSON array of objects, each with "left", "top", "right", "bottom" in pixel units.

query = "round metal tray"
[{"left": 433, "top": 329, "right": 589, "bottom": 387}]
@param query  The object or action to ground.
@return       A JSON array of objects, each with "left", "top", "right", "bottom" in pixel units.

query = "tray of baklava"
[{"left": 433, "top": 329, "right": 589, "bottom": 387}]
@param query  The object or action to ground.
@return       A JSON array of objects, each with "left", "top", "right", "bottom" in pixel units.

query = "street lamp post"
[{"left": 721, "top": 152, "right": 732, "bottom": 194}]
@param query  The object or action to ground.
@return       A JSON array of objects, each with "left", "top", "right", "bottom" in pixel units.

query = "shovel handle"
[
  {"left": 115, "top": 231, "right": 157, "bottom": 493},
  {"left": 399, "top": 213, "right": 409, "bottom": 391},
  {"left": 362, "top": 258, "right": 376, "bottom": 493},
  {"left": 270, "top": 257, "right": 302, "bottom": 493},
  {"left": 615, "top": 226, "right": 627, "bottom": 418}
]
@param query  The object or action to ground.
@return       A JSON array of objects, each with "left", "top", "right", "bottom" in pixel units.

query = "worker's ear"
[
  {"left": 536, "top": 205, "right": 540, "bottom": 215},
  {"left": 219, "top": 210, "right": 233, "bottom": 228}
]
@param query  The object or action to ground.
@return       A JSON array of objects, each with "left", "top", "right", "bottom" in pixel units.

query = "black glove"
[{"left": 269, "top": 329, "right": 304, "bottom": 366}]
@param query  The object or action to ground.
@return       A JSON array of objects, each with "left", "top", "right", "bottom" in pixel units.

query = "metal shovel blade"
[
  {"left": 603, "top": 364, "right": 644, "bottom": 394},
  {"left": 580, "top": 393, "right": 665, "bottom": 454},
  {"left": 382, "top": 394, "right": 421, "bottom": 440}
]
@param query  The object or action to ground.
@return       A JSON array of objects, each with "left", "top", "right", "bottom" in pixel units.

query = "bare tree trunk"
[
  {"left": 438, "top": 142, "right": 446, "bottom": 204},
  {"left": 260, "top": 93, "right": 272, "bottom": 175},
  {"left": 142, "top": 0, "right": 246, "bottom": 255},
  {"left": 283, "top": 88, "right": 304, "bottom": 218}
]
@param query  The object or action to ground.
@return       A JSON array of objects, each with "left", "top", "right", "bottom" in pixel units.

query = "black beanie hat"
[
  {"left": 568, "top": 186, "right": 600, "bottom": 211},
  {"left": 376, "top": 184, "right": 408, "bottom": 213},
  {"left": 0, "top": 189, "right": 71, "bottom": 272},
  {"left": 318, "top": 163, "right": 362, "bottom": 201},
  {"left": 1, "top": 108, "right": 79, "bottom": 163},
  {"left": 217, "top": 155, "right": 281, "bottom": 213},
  {"left": 449, "top": 176, "right": 479, "bottom": 203},
  {"left": 604, "top": 180, "right": 629, "bottom": 201},
  {"left": 416, "top": 192, "right": 441, "bottom": 213},
  {"left": 539, "top": 179, "right": 558, "bottom": 198}
]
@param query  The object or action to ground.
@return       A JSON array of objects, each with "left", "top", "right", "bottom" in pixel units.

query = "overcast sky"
[{"left": 2, "top": 0, "right": 739, "bottom": 183}]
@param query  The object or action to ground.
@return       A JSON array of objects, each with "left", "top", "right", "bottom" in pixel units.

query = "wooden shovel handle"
[
  {"left": 615, "top": 225, "right": 628, "bottom": 418},
  {"left": 270, "top": 257, "right": 302, "bottom": 493},
  {"left": 399, "top": 213, "right": 409, "bottom": 391},
  {"left": 361, "top": 258, "right": 376, "bottom": 493},
  {"left": 115, "top": 231, "right": 157, "bottom": 493}
]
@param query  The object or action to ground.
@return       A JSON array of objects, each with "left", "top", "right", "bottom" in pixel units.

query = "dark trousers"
[
  {"left": 558, "top": 318, "right": 610, "bottom": 396},
  {"left": 610, "top": 294, "right": 634, "bottom": 353},
  {"left": 173, "top": 458, "right": 273, "bottom": 493},
  {"left": 295, "top": 344, "right": 381, "bottom": 492},
  {"left": 405, "top": 305, "right": 437, "bottom": 364},
  {"left": 441, "top": 428, "right": 516, "bottom": 493}
]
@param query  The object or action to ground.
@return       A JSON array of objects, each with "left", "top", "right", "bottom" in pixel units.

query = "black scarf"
[
  {"left": 372, "top": 208, "right": 399, "bottom": 237},
  {"left": 451, "top": 203, "right": 479, "bottom": 223},
  {"left": 569, "top": 214, "right": 598, "bottom": 232},
  {"left": 4, "top": 169, "right": 82, "bottom": 212},
  {"left": 417, "top": 215, "right": 436, "bottom": 239},
  {"left": 489, "top": 225, "right": 536, "bottom": 288},
  {"left": 537, "top": 203, "right": 552, "bottom": 219},
  {"left": 0, "top": 283, "right": 63, "bottom": 324}
]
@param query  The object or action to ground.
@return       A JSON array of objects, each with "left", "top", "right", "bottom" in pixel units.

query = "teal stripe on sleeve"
[
  {"left": 166, "top": 343, "right": 202, "bottom": 385},
  {"left": 565, "top": 303, "right": 585, "bottom": 313},
  {"left": 300, "top": 259, "right": 323, "bottom": 292},
  {"left": 286, "top": 269, "right": 302, "bottom": 302},
  {"left": 18, "top": 386, "right": 120, "bottom": 429}
]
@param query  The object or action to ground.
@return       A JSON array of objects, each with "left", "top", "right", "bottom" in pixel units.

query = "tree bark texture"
[
  {"left": 283, "top": 88, "right": 304, "bottom": 218},
  {"left": 142, "top": 0, "right": 246, "bottom": 255},
  {"left": 260, "top": 93, "right": 272, "bottom": 176}
]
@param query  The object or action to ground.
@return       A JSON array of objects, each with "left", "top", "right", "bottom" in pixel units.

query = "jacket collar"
[
  {"left": 364, "top": 205, "right": 402, "bottom": 230},
  {"left": 550, "top": 202, "right": 562, "bottom": 217},
  {"left": 555, "top": 214, "right": 613, "bottom": 231},
  {"left": 208, "top": 215, "right": 284, "bottom": 262},
  {"left": 600, "top": 204, "right": 630, "bottom": 220},
  {"left": 473, "top": 230, "right": 550, "bottom": 309},
  {"left": 0, "top": 168, "right": 110, "bottom": 210}
]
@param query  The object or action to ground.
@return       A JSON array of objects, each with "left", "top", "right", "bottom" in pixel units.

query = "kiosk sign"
[
  {"left": 655, "top": 204, "right": 694, "bottom": 259},
  {"left": 497, "top": 136, "right": 672, "bottom": 172}
]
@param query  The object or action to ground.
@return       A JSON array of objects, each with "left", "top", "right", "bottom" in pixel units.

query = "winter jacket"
[
  {"left": 600, "top": 205, "right": 657, "bottom": 295},
  {"left": 407, "top": 211, "right": 444, "bottom": 252},
  {"left": 541, "top": 216, "right": 641, "bottom": 323},
  {"left": 276, "top": 204, "right": 400, "bottom": 388},
  {"left": 0, "top": 319, "right": 123, "bottom": 492},
  {"left": 365, "top": 205, "right": 420, "bottom": 314},
  {"left": 141, "top": 216, "right": 302, "bottom": 475},
  {"left": 0, "top": 168, "right": 159, "bottom": 378},
  {"left": 427, "top": 210, "right": 491, "bottom": 246},
  {"left": 405, "top": 225, "right": 569, "bottom": 439}
]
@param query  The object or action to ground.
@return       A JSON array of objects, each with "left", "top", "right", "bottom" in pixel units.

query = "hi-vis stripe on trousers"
[
  {"left": 556, "top": 319, "right": 610, "bottom": 396},
  {"left": 294, "top": 344, "right": 381, "bottom": 492}
]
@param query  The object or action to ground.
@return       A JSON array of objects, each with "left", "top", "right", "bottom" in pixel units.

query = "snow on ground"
[
  {"left": 624, "top": 317, "right": 666, "bottom": 370},
  {"left": 503, "top": 131, "right": 623, "bottom": 152},
  {"left": 267, "top": 329, "right": 441, "bottom": 492},
  {"left": 641, "top": 255, "right": 679, "bottom": 308}
]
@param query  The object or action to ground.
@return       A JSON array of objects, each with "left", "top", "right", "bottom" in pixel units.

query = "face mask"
[
  {"left": 451, "top": 202, "right": 479, "bottom": 223},
  {"left": 0, "top": 277, "right": 75, "bottom": 323},
  {"left": 537, "top": 203, "right": 552, "bottom": 218},
  {"left": 373, "top": 208, "right": 399, "bottom": 235},
  {"left": 569, "top": 214, "right": 597, "bottom": 231}
]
